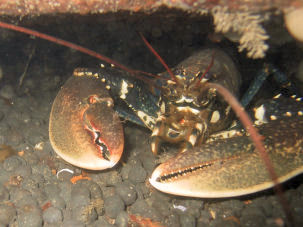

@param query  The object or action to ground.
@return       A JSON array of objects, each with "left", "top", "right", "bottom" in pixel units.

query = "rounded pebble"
[
  {"left": 3, "top": 156, "right": 22, "bottom": 171},
  {"left": 129, "top": 199, "right": 161, "bottom": 222},
  {"left": 0, "top": 204, "right": 16, "bottom": 225},
  {"left": 47, "top": 194, "right": 66, "bottom": 209},
  {"left": 43, "top": 207, "right": 63, "bottom": 224},
  {"left": 115, "top": 181, "right": 137, "bottom": 206},
  {"left": 44, "top": 184, "right": 61, "bottom": 197},
  {"left": 70, "top": 184, "right": 91, "bottom": 208},
  {"left": 0, "top": 84, "right": 15, "bottom": 99},
  {"left": 115, "top": 211, "right": 129, "bottom": 227},
  {"left": 92, "top": 216, "right": 113, "bottom": 227},
  {"left": 14, "top": 164, "right": 32, "bottom": 178},
  {"left": 17, "top": 207, "right": 42, "bottom": 227},
  {"left": 180, "top": 214, "right": 196, "bottom": 227},
  {"left": 71, "top": 202, "right": 98, "bottom": 224},
  {"left": 104, "top": 195, "right": 125, "bottom": 219},
  {"left": 61, "top": 219, "right": 85, "bottom": 227},
  {"left": 0, "top": 185, "right": 9, "bottom": 201},
  {"left": 0, "top": 111, "right": 4, "bottom": 122},
  {"left": 128, "top": 163, "right": 147, "bottom": 183}
]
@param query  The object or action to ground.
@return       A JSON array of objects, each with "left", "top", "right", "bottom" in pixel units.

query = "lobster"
[{"left": 0, "top": 19, "right": 302, "bottom": 225}]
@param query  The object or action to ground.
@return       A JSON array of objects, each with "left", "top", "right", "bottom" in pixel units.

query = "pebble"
[
  {"left": 70, "top": 183, "right": 91, "bottom": 208},
  {"left": 0, "top": 111, "right": 4, "bottom": 122},
  {"left": 0, "top": 204, "right": 16, "bottom": 225},
  {"left": 58, "top": 181, "right": 73, "bottom": 204},
  {"left": 128, "top": 162, "right": 147, "bottom": 184},
  {"left": 129, "top": 199, "right": 162, "bottom": 222},
  {"left": 104, "top": 195, "right": 125, "bottom": 219},
  {"left": 14, "top": 164, "right": 32, "bottom": 178},
  {"left": 115, "top": 211, "right": 129, "bottom": 227},
  {"left": 179, "top": 214, "right": 196, "bottom": 227},
  {"left": 239, "top": 213, "right": 265, "bottom": 227},
  {"left": 9, "top": 188, "right": 32, "bottom": 203},
  {"left": 0, "top": 84, "right": 15, "bottom": 99},
  {"left": 71, "top": 201, "right": 98, "bottom": 224},
  {"left": 61, "top": 219, "right": 85, "bottom": 227},
  {"left": 21, "top": 176, "right": 39, "bottom": 192},
  {"left": 115, "top": 181, "right": 137, "bottom": 205},
  {"left": 17, "top": 207, "right": 42, "bottom": 227},
  {"left": 43, "top": 207, "right": 63, "bottom": 224},
  {"left": 44, "top": 184, "right": 61, "bottom": 197},
  {"left": 47, "top": 194, "right": 66, "bottom": 209},
  {"left": 164, "top": 214, "right": 180, "bottom": 226},
  {"left": 92, "top": 216, "right": 113, "bottom": 227},
  {"left": 3, "top": 156, "right": 22, "bottom": 172},
  {"left": 0, "top": 185, "right": 9, "bottom": 201}
]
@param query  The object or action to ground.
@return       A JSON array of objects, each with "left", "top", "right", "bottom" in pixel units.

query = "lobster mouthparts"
[{"left": 49, "top": 70, "right": 124, "bottom": 170}]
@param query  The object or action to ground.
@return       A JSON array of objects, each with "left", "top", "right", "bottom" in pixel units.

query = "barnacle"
[{"left": 211, "top": 6, "right": 269, "bottom": 59}]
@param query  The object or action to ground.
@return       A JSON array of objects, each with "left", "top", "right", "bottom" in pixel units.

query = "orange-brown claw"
[
  {"left": 150, "top": 115, "right": 303, "bottom": 198},
  {"left": 49, "top": 70, "right": 123, "bottom": 170}
]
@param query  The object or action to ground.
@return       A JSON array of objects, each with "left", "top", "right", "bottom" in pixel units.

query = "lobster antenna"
[
  {"left": 0, "top": 21, "right": 163, "bottom": 82},
  {"left": 0, "top": 21, "right": 138, "bottom": 73},
  {"left": 204, "top": 82, "right": 293, "bottom": 226},
  {"left": 139, "top": 33, "right": 178, "bottom": 83},
  {"left": 195, "top": 52, "right": 215, "bottom": 86}
]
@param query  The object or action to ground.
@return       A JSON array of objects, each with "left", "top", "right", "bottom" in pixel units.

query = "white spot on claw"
[
  {"left": 120, "top": 80, "right": 129, "bottom": 100},
  {"left": 210, "top": 111, "right": 220, "bottom": 123}
]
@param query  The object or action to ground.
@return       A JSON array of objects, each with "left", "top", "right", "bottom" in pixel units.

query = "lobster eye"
[
  {"left": 204, "top": 72, "right": 212, "bottom": 80},
  {"left": 199, "top": 72, "right": 212, "bottom": 83},
  {"left": 174, "top": 69, "right": 182, "bottom": 76}
]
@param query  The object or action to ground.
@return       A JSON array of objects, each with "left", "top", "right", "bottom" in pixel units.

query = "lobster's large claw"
[
  {"left": 49, "top": 70, "right": 124, "bottom": 170},
  {"left": 150, "top": 115, "right": 303, "bottom": 198}
]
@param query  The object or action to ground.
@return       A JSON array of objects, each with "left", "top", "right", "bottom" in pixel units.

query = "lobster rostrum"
[{"left": 1, "top": 21, "right": 303, "bottom": 202}]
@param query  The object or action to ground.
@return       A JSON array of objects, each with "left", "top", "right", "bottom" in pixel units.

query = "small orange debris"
[
  {"left": 42, "top": 201, "right": 52, "bottom": 211},
  {"left": 129, "top": 214, "right": 164, "bottom": 227},
  {"left": 244, "top": 200, "right": 252, "bottom": 205},
  {"left": 70, "top": 174, "right": 91, "bottom": 184},
  {"left": 18, "top": 150, "right": 24, "bottom": 156},
  {"left": 224, "top": 216, "right": 241, "bottom": 224},
  {"left": 51, "top": 169, "right": 57, "bottom": 175}
]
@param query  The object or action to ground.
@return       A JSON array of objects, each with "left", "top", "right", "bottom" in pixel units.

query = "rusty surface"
[{"left": 0, "top": 0, "right": 302, "bottom": 16}]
